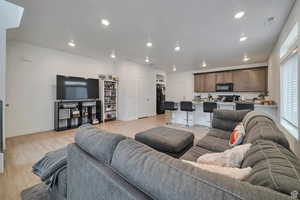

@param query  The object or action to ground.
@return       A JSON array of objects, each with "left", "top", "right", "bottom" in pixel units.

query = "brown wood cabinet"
[
  {"left": 194, "top": 73, "right": 216, "bottom": 92},
  {"left": 215, "top": 71, "right": 233, "bottom": 84},
  {"left": 194, "top": 74, "right": 206, "bottom": 92},
  {"left": 194, "top": 74, "right": 201, "bottom": 92},
  {"left": 232, "top": 68, "right": 267, "bottom": 92},
  {"left": 194, "top": 67, "right": 267, "bottom": 93},
  {"left": 204, "top": 73, "right": 216, "bottom": 92}
]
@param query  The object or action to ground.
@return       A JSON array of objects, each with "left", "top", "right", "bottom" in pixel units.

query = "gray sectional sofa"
[{"left": 51, "top": 110, "right": 300, "bottom": 200}]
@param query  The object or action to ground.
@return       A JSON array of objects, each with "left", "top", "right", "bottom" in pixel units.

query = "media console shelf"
[{"left": 54, "top": 100, "right": 101, "bottom": 131}]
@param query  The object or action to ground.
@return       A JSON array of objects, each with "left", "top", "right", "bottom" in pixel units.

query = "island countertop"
[
  {"left": 170, "top": 101, "right": 278, "bottom": 127},
  {"left": 191, "top": 101, "right": 277, "bottom": 108}
]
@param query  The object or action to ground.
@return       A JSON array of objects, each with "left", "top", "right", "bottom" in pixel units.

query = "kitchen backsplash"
[{"left": 194, "top": 92, "right": 261, "bottom": 100}]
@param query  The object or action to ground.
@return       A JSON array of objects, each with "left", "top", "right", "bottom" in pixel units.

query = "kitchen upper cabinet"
[
  {"left": 232, "top": 70, "right": 249, "bottom": 92},
  {"left": 216, "top": 72, "right": 232, "bottom": 83},
  {"left": 215, "top": 73, "right": 223, "bottom": 84},
  {"left": 247, "top": 68, "right": 267, "bottom": 92},
  {"left": 194, "top": 74, "right": 201, "bottom": 92},
  {"left": 194, "top": 67, "right": 267, "bottom": 93},
  {"left": 204, "top": 73, "right": 216, "bottom": 92},
  {"left": 233, "top": 68, "right": 267, "bottom": 92},
  {"left": 194, "top": 73, "right": 215, "bottom": 92},
  {"left": 223, "top": 71, "right": 233, "bottom": 83}
]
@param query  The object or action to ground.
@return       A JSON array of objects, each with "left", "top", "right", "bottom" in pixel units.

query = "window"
[
  {"left": 280, "top": 23, "right": 299, "bottom": 139},
  {"left": 280, "top": 24, "right": 298, "bottom": 59}
]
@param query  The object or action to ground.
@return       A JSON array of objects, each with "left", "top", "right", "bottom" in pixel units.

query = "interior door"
[{"left": 137, "top": 79, "right": 154, "bottom": 118}]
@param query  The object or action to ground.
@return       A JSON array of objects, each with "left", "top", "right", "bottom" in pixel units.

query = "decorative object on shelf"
[
  {"left": 258, "top": 91, "right": 269, "bottom": 100},
  {"left": 254, "top": 91, "right": 276, "bottom": 105},
  {"left": 99, "top": 74, "right": 106, "bottom": 80},
  {"left": 107, "top": 75, "right": 113, "bottom": 80}
]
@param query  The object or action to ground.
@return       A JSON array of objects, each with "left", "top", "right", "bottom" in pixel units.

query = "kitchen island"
[{"left": 170, "top": 102, "right": 278, "bottom": 127}]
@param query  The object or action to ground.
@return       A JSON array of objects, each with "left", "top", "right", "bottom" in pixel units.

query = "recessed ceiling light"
[
  {"left": 172, "top": 65, "right": 177, "bottom": 72},
  {"left": 202, "top": 61, "right": 207, "bottom": 67},
  {"left": 68, "top": 40, "right": 76, "bottom": 47},
  {"left": 174, "top": 42, "right": 181, "bottom": 52},
  {"left": 110, "top": 50, "right": 116, "bottom": 59},
  {"left": 101, "top": 19, "right": 110, "bottom": 26},
  {"left": 240, "top": 36, "right": 248, "bottom": 42},
  {"left": 145, "top": 56, "right": 150, "bottom": 63},
  {"left": 174, "top": 46, "right": 180, "bottom": 52},
  {"left": 243, "top": 56, "right": 250, "bottom": 62},
  {"left": 234, "top": 11, "right": 245, "bottom": 19},
  {"left": 146, "top": 42, "right": 153, "bottom": 48}
]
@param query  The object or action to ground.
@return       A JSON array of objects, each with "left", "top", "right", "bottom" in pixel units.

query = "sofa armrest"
[{"left": 212, "top": 110, "right": 250, "bottom": 131}]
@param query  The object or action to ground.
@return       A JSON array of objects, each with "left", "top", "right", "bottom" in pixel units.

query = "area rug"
[{"left": 21, "top": 183, "right": 48, "bottom": 200}]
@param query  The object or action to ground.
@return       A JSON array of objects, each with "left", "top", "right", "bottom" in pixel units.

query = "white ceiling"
[{"left": 7, "top": 0, "right": 295, "bottom": 72}]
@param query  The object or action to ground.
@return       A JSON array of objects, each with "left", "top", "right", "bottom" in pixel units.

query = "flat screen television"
[{"left": 56, "top": 75, "right": 99, "bottom": 100}]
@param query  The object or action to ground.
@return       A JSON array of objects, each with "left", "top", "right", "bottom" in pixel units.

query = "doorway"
[{"left": 137, "top": 78, "right": 155, "bottom": 119}]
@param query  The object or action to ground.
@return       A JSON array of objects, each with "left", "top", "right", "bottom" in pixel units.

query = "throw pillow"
[
  {"left": 197, "top": 143, "right": 251, "bottom": 168},
  {"left": 182, "top": 160, "right": 252, "bottom": 180},
  {"left": 229, "top": 122, "right": 246, "bottom": 147}
]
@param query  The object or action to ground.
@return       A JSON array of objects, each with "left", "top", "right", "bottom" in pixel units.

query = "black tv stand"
[{"left": 54, "top": 99, "right": 101, "bottom": 131}]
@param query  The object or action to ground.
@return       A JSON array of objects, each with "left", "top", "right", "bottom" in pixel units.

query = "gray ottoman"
[{"left": 135, "top": 127, "right": 194, "bottom": 158}]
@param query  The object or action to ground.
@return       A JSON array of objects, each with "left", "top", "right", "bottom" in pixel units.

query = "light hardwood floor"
[{"left": 0, "top": 115, "right": 168, "bottom": 200}]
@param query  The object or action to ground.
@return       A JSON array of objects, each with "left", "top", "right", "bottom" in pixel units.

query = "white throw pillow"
[
  {"left": 196, "top": 143, "right": 251, "bottom": 168},
  {"left": 182, "top": 160, "right": 252, "bottom": 180}
]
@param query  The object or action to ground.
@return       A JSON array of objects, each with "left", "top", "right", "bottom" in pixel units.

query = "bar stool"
[
  {"left": 203, "top": 102, "right": 218, "bottom": 126},
  {"left": 235, "top": 103, "right": 254, "bottom": 111},
  {"left": 180, "top": 101, "right": 195, "bottom": 127},
  {"left": 164, "top": 101, "right": 178, "bottom": 125}
]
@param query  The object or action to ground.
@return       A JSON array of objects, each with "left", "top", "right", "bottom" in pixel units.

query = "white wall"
[
  {"left": 166, "top": 71, "right": 194, "bottom": 102},
  {"left": 268, "top": 0, "right": 300, "bottom": 156},
  {"left": 0, "top": 28, "right": 6, "bottom": 173},
  {"left": 0, "top": 30, "right": 5, "bottom": 126},
  {"left": 0, "top": 30, "right": 5, "bottom": 105},
  {"left": 0, "top": 0, "right": 24, "bottom": 172},
  {"left": 6, "top": 42, "right": 116, "bottom": 137},
  {"left": 6, "top": 41, "right": 163, "bottom": 137}
]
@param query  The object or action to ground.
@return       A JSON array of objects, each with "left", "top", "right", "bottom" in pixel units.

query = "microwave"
[{"left": 216, "top": 83, "right": 234, "bottom": 92}]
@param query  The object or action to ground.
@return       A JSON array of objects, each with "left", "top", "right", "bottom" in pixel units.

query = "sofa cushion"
[
  {"left": 182, "top": 160, "right": 252, "bottom": 180},
  {"left": 197, "top": 143, "right": 251, "bottom": 168},
  {"left": 111, "top": 139, "right": 290, "bottom": 200},
  {"left": 196, "top": 135, "right": 230, "bottom": 152},
  {"left": 135, "top": 127, "right": 194, "bottom": 153},
  {"left": 242, "top": 112, "right": 290, "bottom": 149},
  {"left": 67, "top": 143, "right": 152, "bottom": 200},
  {"left": 180, "top": 146, "right": 213, "bottom": 162},
  {"left": 75, "top": 124, "right": 126, "bottom": 164},
  {"left": 212, "top": 110, "right": 250, "bottom": 131},
  {"left": 206, "top": 128, "right": 231, "bottom": 140},
  {"left": 242, "top": 140, "right": 300, "bottom": 195}
]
